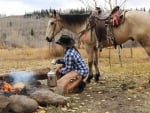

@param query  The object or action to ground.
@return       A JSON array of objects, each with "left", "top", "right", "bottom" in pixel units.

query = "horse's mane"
[{"left": 59, "top": 13, "right": 91, "bottom": 25}]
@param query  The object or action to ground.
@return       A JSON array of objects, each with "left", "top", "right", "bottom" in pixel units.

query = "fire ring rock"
[
  {"left": 0, "top": 95, "right": 10, "bottom": 113},
  {"left": 8, "top": 95, "right": 38, "bottom": 113},
  {"left": 30, "top": 89, "right": 69, "bottom": 106}
]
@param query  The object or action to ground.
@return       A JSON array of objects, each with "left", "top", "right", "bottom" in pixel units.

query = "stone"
[
  {"left": 8, "top": 95, "right": 38, "bottom": 113},
  {"left": 0, "top": 95, "right": 10, "bottom": 113},
  {"left": 30, "top": 89, "right": 69, "bottom": 106}
]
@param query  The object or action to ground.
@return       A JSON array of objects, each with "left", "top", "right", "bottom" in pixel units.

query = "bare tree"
[
  {"left": 79, "top": 0, "right": 128, "bottom": 10},
  {"left": 79, "top": 0, "right": 95, "bottom": 9}
]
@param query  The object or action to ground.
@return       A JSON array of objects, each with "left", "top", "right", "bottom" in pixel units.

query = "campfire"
[
  {"left": 0, "top": 81, "right": 21, "bottom": 94},
  {"left": 0, "top": 70, "right": 47, "bottom": 97},
  {"left": 0, "top": 69, "right": 68, "bottom": 113}
]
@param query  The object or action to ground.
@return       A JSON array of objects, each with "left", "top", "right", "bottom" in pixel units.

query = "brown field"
[
  {"left": 0, "top": 47, "right": 150, "bottom": 113},
  {"left": 0, "top": 47, "right": 149, "bottom": 73}
]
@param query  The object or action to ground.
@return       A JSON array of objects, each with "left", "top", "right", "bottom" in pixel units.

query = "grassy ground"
[
  {"left": 0, "top": 47, "right": 150, "bottom": 113},
  {"left": 0, "top": 47, "right": 149, "bottom": 74}
]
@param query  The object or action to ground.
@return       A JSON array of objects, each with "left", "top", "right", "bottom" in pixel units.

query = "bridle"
[{"left": 49, "top": 18, "right": 63, "bottom": 42}]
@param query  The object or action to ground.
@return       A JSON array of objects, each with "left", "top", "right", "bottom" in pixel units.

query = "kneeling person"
[{"left": 56, "top": 35, "right": 88, "bottom": 94}]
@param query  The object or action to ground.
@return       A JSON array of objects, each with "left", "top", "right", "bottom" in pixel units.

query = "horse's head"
[{"left": 46, "top": 10, "right": 63, "bottom": 42}]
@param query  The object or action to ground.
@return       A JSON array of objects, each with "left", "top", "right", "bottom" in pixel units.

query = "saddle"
[
  {"left": 89, "top": 6, "right": 125, "bottom": 48},
  {"left": 90, "top": 6, "right": 121, "bottom": 24}
]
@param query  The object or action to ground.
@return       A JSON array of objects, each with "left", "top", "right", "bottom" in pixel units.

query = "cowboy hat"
[{"left": 56, "top": 35, "right": 75, "bottom": 47}]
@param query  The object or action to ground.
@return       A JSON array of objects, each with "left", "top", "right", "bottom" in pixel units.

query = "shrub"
[{"left": 30, "top": 28, "right": 34, "bottom": 36}]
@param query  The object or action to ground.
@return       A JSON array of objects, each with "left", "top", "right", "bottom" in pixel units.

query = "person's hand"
[
  {"left": 56, "top": 68, "right": 61, "bottom": 76},
  {"left": 56, "top": 59, "right": 65, "bottom": 65},
  {"left": 56, "top": 65, "right": 64, "bottom": 79}
]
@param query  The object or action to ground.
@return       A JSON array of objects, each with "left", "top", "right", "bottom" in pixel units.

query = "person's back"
[{"left": 62, "top": 47, "right": 88, "bottom": 76}]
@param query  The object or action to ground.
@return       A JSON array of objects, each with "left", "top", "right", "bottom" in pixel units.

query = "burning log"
[
  {"left": 0, "top": 67, "right": 50, "bottom": 81},
  {"left": 0, "top": 81, "right": 26, "bottom": 96},
  {"left": 0, "top": 81, "right": 14, "bottom": 92},
  {"left": 32, "top": 67, "right": 50, "bottom": 80},
  {"left": 0, "top": 68, "right": 51, "bottom": 96}
]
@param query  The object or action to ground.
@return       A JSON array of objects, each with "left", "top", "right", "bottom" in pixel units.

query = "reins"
[
  {"left": 77, "top": 22, "right": 95, "bottom": 40},
  {"left": 51, "top": 19, "right": 63, "bottom": 42}
]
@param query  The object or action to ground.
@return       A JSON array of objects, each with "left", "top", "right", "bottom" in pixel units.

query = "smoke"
[{"left": 9, "top": 71, "right": 35, "bottom": 83}]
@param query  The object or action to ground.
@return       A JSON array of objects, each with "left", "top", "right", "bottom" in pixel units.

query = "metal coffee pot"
[{"left": 47, "top": 70, "right": 57, "bottom": 87}]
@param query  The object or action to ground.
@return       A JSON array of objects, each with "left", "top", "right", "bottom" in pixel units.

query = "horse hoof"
[
  {"left": 86, "top": 76, "right": 93, "bottom": 84},
  {"left": 86, "top": 79, "right": 91, "bottom": 84},
  {"left": 94, "top": 74, "right": 100, "bottom": 82},
  {"left": 94, "top": 77, "right": 99, "bottom": 82}
]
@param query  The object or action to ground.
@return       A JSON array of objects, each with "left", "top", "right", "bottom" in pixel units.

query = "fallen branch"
[{"left": 0, "top": 68, "right": 50, "bottom": 81}]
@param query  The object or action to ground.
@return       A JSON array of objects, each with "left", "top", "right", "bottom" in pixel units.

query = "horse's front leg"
[
  {"left": 93, "top": 47, "right": 100, "bottom": 82},
  {"left": 85, "top": 46, "right": 94, "bottom": 83}
]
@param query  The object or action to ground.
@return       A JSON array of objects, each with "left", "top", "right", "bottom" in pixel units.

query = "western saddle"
[{"left": 88, "top": 6, "right": 125, "bottom": 50}]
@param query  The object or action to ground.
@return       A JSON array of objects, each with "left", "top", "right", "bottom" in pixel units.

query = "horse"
[
  {"left": 45, "top": 10, "right": 100, "bottom": 83},
  {"left": 88, "top": 10, "right": 150, "bottom": 56},
  {"left": 46, "top": 9, "right": 150, "bottom": 83}
]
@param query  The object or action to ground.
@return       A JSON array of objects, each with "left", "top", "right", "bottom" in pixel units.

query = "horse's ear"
[{"left": 53, "top": 10, "right": 57, "bottom": 18}]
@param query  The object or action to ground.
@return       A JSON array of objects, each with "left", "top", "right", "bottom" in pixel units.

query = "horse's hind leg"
[
  {"left": 93, "top": 47, "right": 100, "bottom": 82},
  {"left": 137, "top": 34, "right": 150, "bottom": 56},
  {"left": 143, "top": 36, "right": 150, "bottom": 56}
]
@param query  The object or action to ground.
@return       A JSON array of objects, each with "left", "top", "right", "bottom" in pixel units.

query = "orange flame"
[{"left": 0, "top": 81, "right": 16, "bottom": 93}]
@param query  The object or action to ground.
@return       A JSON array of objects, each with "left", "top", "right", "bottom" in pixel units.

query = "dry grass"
[
  {"left": 0, "top": 47, "right": 149, "bottom": 74},
  {"left": 0, "top": 45, "right": 64, "bottom": 60},
  {"left": 0, "top": 47, "right": 150, "bottom": 113},
  {"left": 0, "top": 48, "right": 49, "bottom": 60},
  {"left": 99, "top": 47, "right": 149, "bottom": 58},
  {"left": 0, "top": 45, "right": 63, "bottom": 74},
  {"left": 0, "top": 47, "right": 149, "bottom": 61}
]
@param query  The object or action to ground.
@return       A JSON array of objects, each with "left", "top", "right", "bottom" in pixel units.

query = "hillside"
[{"left": 0, "top": 16, "right": 49, "bottom": 48}]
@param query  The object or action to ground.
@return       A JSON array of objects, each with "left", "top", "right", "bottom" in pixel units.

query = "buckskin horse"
[
  {"left": 46, "top": 7, "right": 150, "bottom": 83},
  {"left": 45, "top": 10, "right": 101, "bottom": 83}
]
